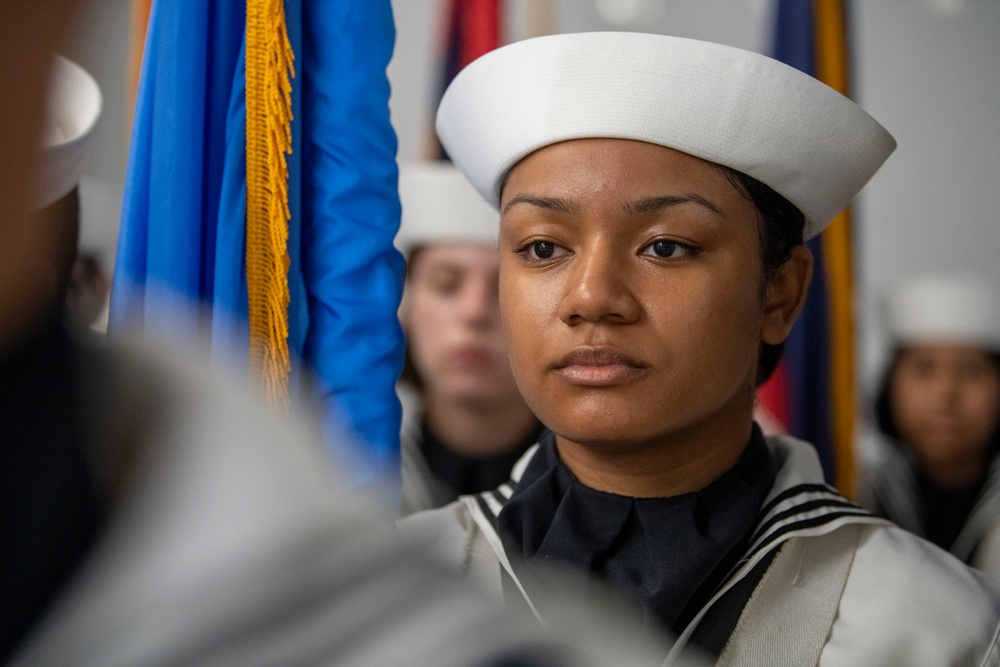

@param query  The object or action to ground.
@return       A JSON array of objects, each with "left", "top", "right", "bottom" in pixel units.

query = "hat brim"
[{"left": 437, "top": 32, "right": 896, "bottom": 240}]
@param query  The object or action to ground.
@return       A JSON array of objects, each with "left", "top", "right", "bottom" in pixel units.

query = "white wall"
[
  {"left": 65, "top": 0, "right": 131, "bottom": 188},
  {"left": 63, "top": 0, "right": 130, "bottom": 271},
  {"left": 852, "top": 0, "right": 1000, "bottom": 392}
]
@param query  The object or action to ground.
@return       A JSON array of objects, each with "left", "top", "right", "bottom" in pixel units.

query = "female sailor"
[
  {"left": 396, "top": 163, "right": 540, "bottom": 515},
  {"left": 400, "top": 32, "right": 1000, "bottom": 664},
  {"left": 860, "top": 275, "right": 1000, "bottom": 578}
]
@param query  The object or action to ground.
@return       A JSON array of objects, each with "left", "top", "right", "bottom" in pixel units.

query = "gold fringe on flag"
[{"left": 245, "top": 0, "right": 295, "bottom": 411}]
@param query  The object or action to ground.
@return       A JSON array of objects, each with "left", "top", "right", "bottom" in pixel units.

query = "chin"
[
  {"left": 543, "top": 412, "right": 667, "bottom": 450},
  {"left": 537, "top": 391, "right": 741, "bottom": 451},
  {"left": 445, "top": 383, "right": 518, "bottom": 406}
]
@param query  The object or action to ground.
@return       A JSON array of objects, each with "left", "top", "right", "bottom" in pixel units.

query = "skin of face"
[
  {"left": 890, "top": 344, "right": 1000, "bottom": 488},
  {"left": 402, "top": 242, "right": 523, "bottom": 408},
  {"left": 498, "top": 138, "right": 811, "bottom": 496}
]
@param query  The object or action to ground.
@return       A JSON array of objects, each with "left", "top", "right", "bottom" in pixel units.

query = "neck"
[
  {"left": 555, "top": 414, "right": 755, "bottom": 498},
  {"left": 425, "top": 392, "right": 539, "bottom": 458},
  {"left": 919, "top": 453, "right": 990, "bottom": 492}
]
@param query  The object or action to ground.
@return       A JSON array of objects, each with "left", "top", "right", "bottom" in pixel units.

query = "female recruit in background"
[
  {"left": 860, "top": 276, "right": 1000, "bottom": 577},
  {"left": 397, "top": 163, "right": 540, "bottom": 515},
  {"left": 400, "top": 32, "right": 1000, "bottom": 664}
]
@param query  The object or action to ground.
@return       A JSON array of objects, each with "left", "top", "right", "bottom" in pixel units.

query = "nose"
[
  {"left": 924, "top": 364, "right": 962, "bottom": 410},
  {"left": 459, "top": 275, "right": 499, "bottom": 329},
  {"left": 557, "top": 242, "right": 641, "bottom": 325}
]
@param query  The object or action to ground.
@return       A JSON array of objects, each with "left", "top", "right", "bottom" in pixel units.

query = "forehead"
[
  {"left": 900, "top": 344, "right": 998, "bottom": 361},
  {"left": 499, "top": 138, "right": 752, "bottom": 223},
  {"left": 503, "top": 139, "right": 736, "bottom": 200}
]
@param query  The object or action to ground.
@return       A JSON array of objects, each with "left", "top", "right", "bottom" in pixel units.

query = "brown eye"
[
  {"left": 421, "top": 269, "right": 461, "bottom": 296},
  {"left": 641, "top": 239, "right": 695, "bottom": 259},
  {"left": 514, "top": 241, "right": 568, "bottom": 262},
  {"left": 514, "top": 239, "right": 568, "bottom": 262},
  {"left": 431, "top": 278, "right": 460, "bottom": 296},
  {"left": 957, "top": 358, "right": 990, "bottom": 381},
  {"left": 531, "top": 241, "right": 556, "bottom": 259}
]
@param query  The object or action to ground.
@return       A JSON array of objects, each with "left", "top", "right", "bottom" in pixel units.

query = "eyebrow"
[
  {"left": 623, "top": 194, "right": 725, "bottom": 217},
  {"left": 501, "top": 192, "right": 725, "bottom": 218},
  {"left": 502, "top": 194, "right": 581, "bottom": 216}
]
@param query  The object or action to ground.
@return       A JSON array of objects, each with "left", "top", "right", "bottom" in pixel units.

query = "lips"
[
  {"left": 450, "top": 344, "right": 495, "bottom": 369},
  {"left": 553, "top": 346, "right": 648, "bottom": 386}
]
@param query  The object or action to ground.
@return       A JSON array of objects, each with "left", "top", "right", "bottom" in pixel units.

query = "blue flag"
[{"left": 112, "top": 0, "right": 405, "bottom": 485}]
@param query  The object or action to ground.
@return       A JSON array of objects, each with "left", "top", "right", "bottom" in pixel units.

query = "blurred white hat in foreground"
[{"left": 38, "top": 55, "right": 102, "bottom": 208}]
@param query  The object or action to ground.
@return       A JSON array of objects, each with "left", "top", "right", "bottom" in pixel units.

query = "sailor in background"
[
  {"left": 400, "top": 32, "right": 1000, "bottom": 664},
  {"left": 860, "top": 276, "right": 1000, "bottom": 578},
  {"left": 397, "top": 163, "right": 541, "bottom": 515}
]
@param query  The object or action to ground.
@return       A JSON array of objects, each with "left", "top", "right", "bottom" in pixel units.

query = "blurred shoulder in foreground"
[{"left": 8, "top": 332, "right": 681, "bottom": 666}]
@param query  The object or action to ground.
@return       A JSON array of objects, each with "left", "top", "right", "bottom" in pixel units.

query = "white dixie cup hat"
[
  {"left": 884, "top": 275, "right": 1000, "bottom": 352},
  {"left": 436, "top": 31, "right": 896, "bottom": 240},
  {"left": 396, "top": 161, "right": 498, "bottom": 255}
]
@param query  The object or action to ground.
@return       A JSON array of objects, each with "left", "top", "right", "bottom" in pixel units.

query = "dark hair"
[
  {"left": 399, "top": 246, "right": 426, "bottom": 390},
  {"left": 874, "top": 349, "right": 904, "bottom": 441},
  {"left": 714, "top": 166, "right": 805, "bottom": 386},
  {"left": 875, "top": 349, "right": 1000, "bottom": 455}
]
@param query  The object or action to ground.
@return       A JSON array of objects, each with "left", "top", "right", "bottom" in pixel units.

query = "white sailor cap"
[
  {"left": 396, "top": 162, "right": 498, "bottom": 255},
  {"left": 38, "top": 55, "right": 102, "bottom": 208},
  {"left": 884, "top": 276, "right": 1000, "bottom": 351},
  {"left": 436, "top": 32, "right": 896, "bottom": 240}
]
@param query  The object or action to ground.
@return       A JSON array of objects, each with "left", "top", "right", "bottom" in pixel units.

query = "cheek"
[
  {"left": 889, "top": 376, "right": 925, "bottom": 427},
  {"left": 660, "top": 266, "right": 763, "bottom": 371},
  {"left": 962, "top": 380, "right": 1000, "bottom": 436},
  {"left": 499, "top": 272, "right": 557, "bottom": 381},
  {"left": 499, "top": 279, "right": 533, "bottom": 365},
  {"left": 697, "top": 239, "right": 766, "bottom": 326},
  {"left": 407, "top": 295, "right": 452, "bottom": 364}
]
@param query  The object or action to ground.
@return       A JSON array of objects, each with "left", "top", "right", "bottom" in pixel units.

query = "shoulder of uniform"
[
  {"left": 823, "top": 522, "right": 1000, "bottom": 664},
  {"left": 397, "top": 499, "right": 477, "bottom": 571}
]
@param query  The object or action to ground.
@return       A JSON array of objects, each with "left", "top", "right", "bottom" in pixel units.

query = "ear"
[{"left": 761, "top": 245, "right": 813, "bottom": 345}]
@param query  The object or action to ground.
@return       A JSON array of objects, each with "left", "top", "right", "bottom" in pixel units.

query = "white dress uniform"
[
  {"left": 398, "top": 383, "right": 455, "bottom": 513},
  {"left": 401, "top": 435, "right": 1000, "bottom": 666},
  {"left": 861, "top": 437, "right": 1000, "bottom": 578},
  {"left": 398, "top": 30, "right": 1000, "bottom": 666}
]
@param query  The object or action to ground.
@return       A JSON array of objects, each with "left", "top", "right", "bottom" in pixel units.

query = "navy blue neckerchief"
[
  {"left": 470, "top": 427, "right": 876, "bottom": 659},
  {"left": 496, "top": 426, "right": 775, "bottom": 642}
]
